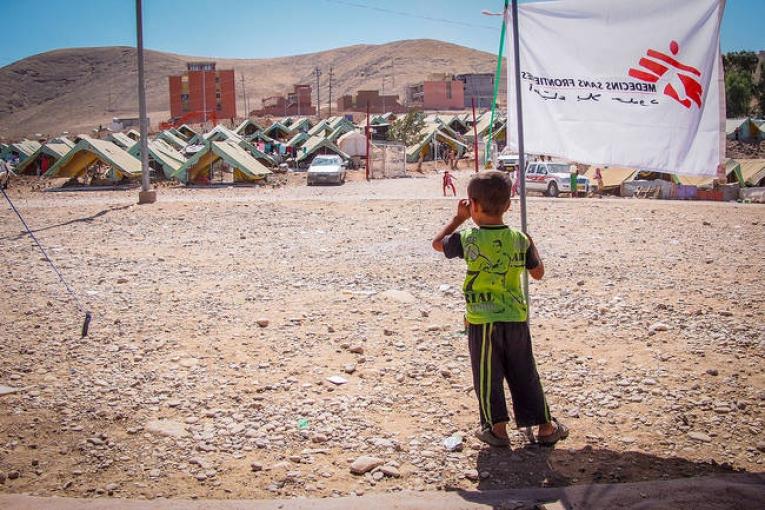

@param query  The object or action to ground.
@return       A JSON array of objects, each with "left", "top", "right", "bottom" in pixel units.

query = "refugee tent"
[
  {"left": 172, "top": 140, "right": 272, "bottom": 185},
  {"left": 6, "top": 139, "right": 42, "bottom": 163},
  {"left": 675, "top": 158, "right": 740, "bottom": 187},
  {"left": 327, "top": 123, "right": 354, "bottom": 143},
  {"left": 13, "top": 141, "right": 73, "bottom": 176},
  {"left": 44, "top": 137, "right": 142, "bottom": 181},
  {"left": 439, "top": 114, "right": 469, "bottom": 134},
  {"left": 128, "top": 139, "right": 186, "bottom": 179},
  {"left": 247, "top": 130, "right": 277, "bottom": 145},
  {"left": 308, "top": 120, "right": 331, "bottom": 138},
  {"left": 197, "top": 124, "right": 242, "bottom": 144},
  {"left": 296, "top": 135, "right": 349, "bottom": 164},
  {"left": 727, "top": 117, "right": 764, "bottom": 142},
  {"left": 329, "top": 116, "right": 356, "bottom": 132},
  {"left": 263, "top": 122, "right": 292, "bottom": 141},
  {"left": 107, "top": 132, "right": 137, "bottom": 151},
  {"left": 738, "top": 159, "right": 765, "bottom": 187},
  {"left": 337, "top": 131, "right": 367, "bottom": 157},
  {"left": 234, "top": 119, "right": 264, "bottom": 137},
  {"left": 156, "top": 130, "right": 187, "bottom": 151},
  {"left": 725, "top": 118, "right": 747, "bottom": 140},
  {"left": 288, "top": 117, "right": 313, "bottom": 133},
  {"left": 126, "top": 129, "right": 141, "bottom": 141},
  {"left": 405, "top": 126, "right": 468, "bottom": 163},
  {"left": 285, "top": 131, "right": 309, "bottom": 149},
  {"left": 584, "top": 166, "right": 637, "bottom": 191},
  {"left": 175, "top": 124, "right": 197, "bottom": 140},
  {"left": 465, "top": 114, "right": 505, "bottom": 143}
]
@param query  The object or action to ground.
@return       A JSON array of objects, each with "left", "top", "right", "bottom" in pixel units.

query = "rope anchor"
[{"left": 1, "top": 171, "right": 93, "bottom": 337}]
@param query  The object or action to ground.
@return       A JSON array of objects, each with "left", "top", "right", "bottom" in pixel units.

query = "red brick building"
[
  {"left": 406, "top": 75, "right": 464, "bottom": 110},
  {"left": 336, "top": 90, "right": 406, "bottom": 114},
  {"left": 252, "top": 84, "right": 315, "bottom": 117},
  {"left": 168, "top": 62, "right": 237, "bottom": 124}
]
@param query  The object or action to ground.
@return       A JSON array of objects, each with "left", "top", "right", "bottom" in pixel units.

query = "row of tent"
[
  {"left": 726, "top": 117, "right": 765, "bottom": 142},
  {"left": 582, "top": 158, "right": 765, "bottom": 192},
  {"left": 1, "top": 109, "right": 505, "bottom": 185},
  {"left": 0, "top": 116, "right": 367, "bottom": 185}
]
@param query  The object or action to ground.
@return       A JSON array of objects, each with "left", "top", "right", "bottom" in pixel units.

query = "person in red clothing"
[{"left": 443, "top": 170, "right": 457, "bottom": 196}]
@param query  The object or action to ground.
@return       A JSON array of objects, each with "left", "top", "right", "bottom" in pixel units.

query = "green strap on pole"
[{"left": 486, "top": 0, "right": 509, "bottom": 166}]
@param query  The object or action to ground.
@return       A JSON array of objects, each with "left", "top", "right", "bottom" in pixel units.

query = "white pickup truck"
[{"left": 524, "top": 161, "right": 589, "bottom": 197}]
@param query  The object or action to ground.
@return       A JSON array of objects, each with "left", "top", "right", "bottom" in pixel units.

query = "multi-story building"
[
  {"left": 168, "top": 62, "right": 236, "bottom": 123},
  {"left": 336, "top": 90, "right": 406, "bottom": 114},
  {"left": 252, "top": 84, "right": 315, "bottom": 117},
  {"left": 406, "top": 75, "right": 464, "bottom": 110},
  {"left": 455, "top": 73, "right": 495, "bottom": 109}
]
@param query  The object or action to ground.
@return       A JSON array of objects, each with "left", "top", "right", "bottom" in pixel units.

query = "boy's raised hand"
[{"left": 456, "top": 198, "right": 471, "bottom": 222}]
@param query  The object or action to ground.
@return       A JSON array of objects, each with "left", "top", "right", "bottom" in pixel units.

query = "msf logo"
[{"left": 628, "top": 41, "right": 703, "bottom": 109}]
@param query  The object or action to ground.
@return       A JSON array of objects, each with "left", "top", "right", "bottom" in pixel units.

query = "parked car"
[
  {"left": 497, "top": 151, "right": 520, "bottom": 172},
  {"left": 525, "top": 161, "right": 589, "bottom": 197},
  {"left": 306, "top": 155, "right": 346, "bottom": 185}
]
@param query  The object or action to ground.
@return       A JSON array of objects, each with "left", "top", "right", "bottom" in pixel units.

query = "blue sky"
[{"left": 0, "top": 0, "right": 762, "bottom": 67}]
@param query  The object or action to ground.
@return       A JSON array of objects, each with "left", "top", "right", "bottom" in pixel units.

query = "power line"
[{"left": 323, "top": 0, "right": 498, "bottom": 31}]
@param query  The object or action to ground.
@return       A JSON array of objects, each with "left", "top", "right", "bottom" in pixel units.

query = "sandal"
[
  {"left": 536, "top": 418, "right": 569, "bottom": 446},
  {"left": 474, "top": 427, "right": 511, "bottom": 447}
]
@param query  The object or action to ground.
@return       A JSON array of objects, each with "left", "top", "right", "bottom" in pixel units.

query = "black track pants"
[{"left": 467, "top": 321, "right": 551, "bottom": 428}]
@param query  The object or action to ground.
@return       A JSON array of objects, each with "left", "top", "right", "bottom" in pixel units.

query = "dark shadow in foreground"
[{"left": 454, "top": 444, "right": 758, "bottom": 510}]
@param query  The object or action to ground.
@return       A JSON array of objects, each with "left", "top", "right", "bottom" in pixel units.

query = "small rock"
[
  {"left": 688, "top": 431, "right": 712, "bottom": 443},
  {"left": 349, "top": 345, "right": 364, "bottom": 354},
  {"left": 8, "top": 470, "right": 20, "bottom": 480},
  {"left": 326, "top": 375, "right": 348, "bottom": 385},
  {"left": 464, "top": 469, "right": 479, "bottom": 481},
  {"left": 116, "top": 277, "right": 128, "bottom": 284},
  {"left": 443, "top": 434, "right": 464, "bottom": 452},
  {"left": 105, "top": 482, "right": 119, "bottom": 492},
  {"left": 350, "top": 456, "right": 385, "bottom": 475},
  {"left": 706, "top": 368, "right": 719, "bottom": 376},
  {"left": 379, "top": 464, "right": 400, "bottom": 478},
  {"left": 380, "top": 289, "right": 416, "bottom": 304},
  {"left": 648, "top": 322, "right": 670, "bottom": 334},
  {"left": 251, "top": 462, "right": 264, "bottom": 472},
  {"left": 145, "top": 419, "right": 188, "bottom": 438},
  {"left": 256, "top": 319, "right": 270, "bottom": 328},
  {"left": 343, "top": 364, "right": 356, "bottom": 374},
  {"left": 756, "top": 442, "right": 765, "bottom": 453}
]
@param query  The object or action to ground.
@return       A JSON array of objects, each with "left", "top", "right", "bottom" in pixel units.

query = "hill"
[{"left": 0, "top": 39, "right": 499, "bottom": 139}]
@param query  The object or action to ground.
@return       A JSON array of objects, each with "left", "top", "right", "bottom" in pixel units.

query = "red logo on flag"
[{"left": 628, "top": 41, "right": 703, "bottom": 109}]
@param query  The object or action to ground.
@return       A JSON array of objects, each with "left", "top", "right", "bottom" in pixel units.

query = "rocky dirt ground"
[{"left": 0, "top": 169, "right": 763, "bottom": 502}]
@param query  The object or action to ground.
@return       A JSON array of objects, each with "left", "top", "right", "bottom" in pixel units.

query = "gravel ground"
[{"left": 1, "top": 169, "right": 763, "bottom": 500}]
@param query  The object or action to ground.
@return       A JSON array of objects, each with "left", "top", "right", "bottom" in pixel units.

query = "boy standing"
[
  {"left": 432, "top": 171, "right": 568, "bottom": 447},
  {"left": 443, "top": 170, "right": 457, "bottom": 196}
]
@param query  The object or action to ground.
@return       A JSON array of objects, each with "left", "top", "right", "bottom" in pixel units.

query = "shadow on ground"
[
  {"left": 1, "top": 204, "right": 132, "bottom": 241},
  {"left": 455, "top": 444, "right": 752, "bottom": 509}
]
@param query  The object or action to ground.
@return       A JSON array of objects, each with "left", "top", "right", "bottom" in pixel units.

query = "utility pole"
[
  {"left": 382, "top": 73, "right": 386, "bottom": 114},
  {"left": 135, "top": 0, "right": 155, "bottom": 204},
  {"left": 328, "top": 66, "right": 334, "bottom": 118},
  {"left": 314, "top": 67, "right": 322, "bottom": 119},
  {"left": 202, "top": 68, "right": 207, "bottom": 126},
  {"left": 240, "top": 74, "right": 248, "bottom": 118}
]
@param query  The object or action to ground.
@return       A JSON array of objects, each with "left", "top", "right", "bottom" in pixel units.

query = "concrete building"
[
  {"left": 406, "top": 75, "right": 464, "bottom": 110},
  {"left": 253, "top": 84, "right": 315, "bottom": 117},
  {"left": 168, "top": 62, "right": 236, "bottom": 124},
  {"left": 336, "top": 89, "right": 406, "bottom": 114},
  {"left": 455, "top": 73, "right": 495, "bottom": 109}
]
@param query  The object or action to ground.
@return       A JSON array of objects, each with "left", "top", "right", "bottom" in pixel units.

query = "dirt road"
[{"left": 1, "top": 170, "right": 763, "bottom": 500}]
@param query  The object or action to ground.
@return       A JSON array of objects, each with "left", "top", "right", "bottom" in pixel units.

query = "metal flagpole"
[
  {"left": 136, "top": 0, "right": 155, "bottom": 204},
  {"left": 510, "top": 0, "right": 528, "bottom": 301}
]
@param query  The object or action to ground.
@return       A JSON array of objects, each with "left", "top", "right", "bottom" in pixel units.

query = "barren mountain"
[{"left": 0, "top": 39, "right": 499, "bottom": 139}]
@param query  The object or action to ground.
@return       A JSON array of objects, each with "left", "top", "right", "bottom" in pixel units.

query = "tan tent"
[
  {"left": 738, "top": 159, "right": 765, "bottom": 187},
  {"left": 173, "top": 140, "right": 271, "bottom": 184},
  {"left": 584, "top": 166, "right": 637, "bottom": 190},
  {"left": 44, "top": 137, "right": 141, "bottom": 180},
  {"left": 675, "top": 159, "right": 739, "bottom": 187}
]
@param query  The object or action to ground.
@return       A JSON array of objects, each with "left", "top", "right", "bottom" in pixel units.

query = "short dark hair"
[{"left": 467, "top": 171, "right": 511, "bottom": 216}]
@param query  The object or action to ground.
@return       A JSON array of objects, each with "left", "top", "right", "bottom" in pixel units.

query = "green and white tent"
[
  {"left": 107, "top": 132, "right": 137, "bottom": 151},
  {"left": 263, "top": 121, "right": 292, "bottom": 140},
  {"left": 128, "top": 139, "right": 186, "bottom": 179},
  {"left": 44, "top": 137, "right": 142, "bottom": 180},
  {"left": 156, "top": 130, "right": 188, "bottom": 151},
  {"left": 405, "top": 126, "right": 467, "bottom": 163},
  {"left": 13, "top": 141, "right": 73, "bottom": 175},
  {"left": 172, "top": 140, "right": 272, "bottom": 184},
  {"left": 234, "top": 119, "right": 264, "bottom": 137},
  {"left": 296, "top": 135, "right": 349, "bottom": 164}
]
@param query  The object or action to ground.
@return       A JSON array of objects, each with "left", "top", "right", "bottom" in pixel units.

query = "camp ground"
[
  {"left": 172, "top": 139, "right": 272, "bottom": 185},
  {"left": 13, "top": 139, "right": 74, "bottom": 176},
  {"left": 43, "top": 136, "right": 142, "bottom": 183}
]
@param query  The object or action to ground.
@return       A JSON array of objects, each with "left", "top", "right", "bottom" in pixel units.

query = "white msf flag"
[{"left": 507, "top": 0, "right": 725, "bottom": 176}]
